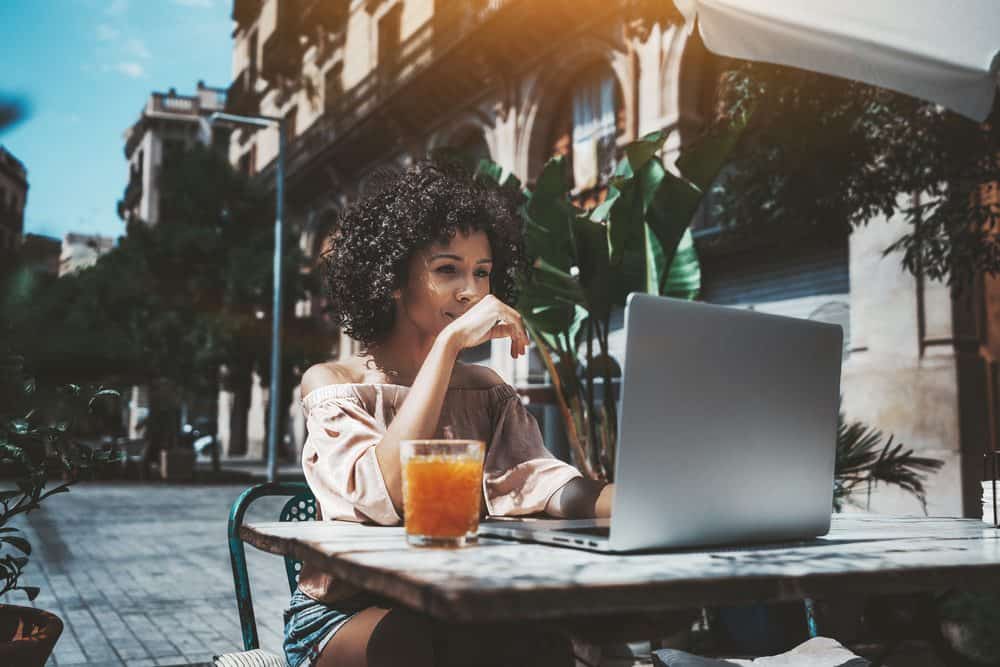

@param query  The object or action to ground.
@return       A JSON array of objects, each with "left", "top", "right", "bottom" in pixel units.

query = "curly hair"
[{"left": 321, "top": 158, "right": 526, "bottom": 350}]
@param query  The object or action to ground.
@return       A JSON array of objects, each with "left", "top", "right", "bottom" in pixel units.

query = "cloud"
[
  {"left": 105, "top": 0, "right": 128, "bottom": 16},
  {"left": 124, "top": 37, "right": 151, "bottom": 60},
  {"left": 104, "top": 62, "right": 146, "bottom": 79},
  {"left": 173, "top": 0, "right": 214, "bottom": 6},
  {"left": 96, "top": 24, "right": 120, "bottom": 41}
]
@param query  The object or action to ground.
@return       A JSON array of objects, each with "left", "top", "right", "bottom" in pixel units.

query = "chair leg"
[{"left": 803, "top": 598, "right": 819, "bottom": 638}]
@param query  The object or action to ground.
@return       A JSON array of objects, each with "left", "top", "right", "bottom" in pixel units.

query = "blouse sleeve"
[
  {"left": 483, "top": 390, "right": 583, "bottom": 516},
  {"left": 301, "top": 395, "right": 401, "bottom": 526}
]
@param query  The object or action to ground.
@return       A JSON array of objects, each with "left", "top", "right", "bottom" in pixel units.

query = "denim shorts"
[{"left": 282, "top": 587, "right": 379, "bottom": 667}]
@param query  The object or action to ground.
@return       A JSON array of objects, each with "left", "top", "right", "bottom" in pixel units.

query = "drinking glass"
[{"left": 400, "top": 439, "right": 485, "bottom": 547}]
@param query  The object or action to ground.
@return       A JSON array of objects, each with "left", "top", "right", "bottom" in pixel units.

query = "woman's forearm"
[
  {"left": 374, "top": 329, "right": 462, "bottom": 511},
  {"left": 545, "top": 479, "right": 614, "bottom": 519}
]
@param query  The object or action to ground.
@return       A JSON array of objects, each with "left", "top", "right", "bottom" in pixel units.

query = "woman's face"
[{"left": 396, "top": 229, "right": 493, "bottom": 337}]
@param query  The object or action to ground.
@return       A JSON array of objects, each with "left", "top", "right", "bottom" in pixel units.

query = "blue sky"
[{"left": 0, "top": 0, "right": 233, "bottom": 240}]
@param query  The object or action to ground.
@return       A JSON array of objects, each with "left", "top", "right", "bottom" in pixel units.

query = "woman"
[{"left": 284, "top": 159, "right": 613, "bottom": 667}]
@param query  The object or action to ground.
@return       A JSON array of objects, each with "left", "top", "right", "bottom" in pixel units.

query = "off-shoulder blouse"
[{"left": 296, "top": 381, "right": 583, "bottom": 603}]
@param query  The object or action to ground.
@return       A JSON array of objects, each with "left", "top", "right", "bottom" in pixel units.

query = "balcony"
[
  {"left": 226, "top": 67, "right": 264, "bottom": 116},
  {"left": 150, "top": 92, "right": 199, "bottom": 116},
  {"left": 300, "top": 0, "right": 350, "bottom": 47},
  {"left": 260, "top": 0, "right": 349, "bottom": 85},
  {"left": 232, "top": 0, "right": 262, "bottom": 31},
  {"left": 122, "top": 171, "right": 143, "bottom": 212},
  {"left": 257, "top": 0, "right": 626, "bottom": 197}
]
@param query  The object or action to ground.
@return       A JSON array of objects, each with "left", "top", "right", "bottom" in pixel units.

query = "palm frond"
[{"left": 833, "top": 413, "right": 944, "bottom": 513}]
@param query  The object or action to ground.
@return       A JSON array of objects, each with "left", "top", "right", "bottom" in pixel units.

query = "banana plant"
[{"left": 476, "top": 121, "right": 748, "bottom": 481}]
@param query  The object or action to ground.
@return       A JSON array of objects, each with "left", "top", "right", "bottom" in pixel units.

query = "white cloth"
[
  {"left": 680, "top": 0, "right": 1000, "bottom": 121},
  {"left": 653, "top": 636, "right": 868, "bottom": 666}
]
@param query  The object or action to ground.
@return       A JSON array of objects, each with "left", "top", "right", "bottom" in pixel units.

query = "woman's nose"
[{"left": 457, "top": 277, "right": 480, "bottom": 302}]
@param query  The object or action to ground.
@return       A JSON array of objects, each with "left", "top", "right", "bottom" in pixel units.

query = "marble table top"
[{"left": 242, "top": 514, "right": 1000, "bottom": 622}]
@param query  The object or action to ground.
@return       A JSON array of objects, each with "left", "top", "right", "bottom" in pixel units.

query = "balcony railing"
[
  {"left": 261, "top": 0, "right": 349, "bottom": 84},
  {"left": 253, "top": 1, "right": 517, "bottom": 188},
  {"left": 151, "top": 93, "right": 199, "bottom": 116},
  {"left": 257, "top": 0, "right": 646, "bottom": 191},
  {"left": 226, "top": 67, "right": 263, "bottom": 116}
]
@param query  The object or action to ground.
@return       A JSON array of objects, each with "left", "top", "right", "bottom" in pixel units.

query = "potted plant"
[
  {"left": 0, "top": 351, "right": 120, "bottom": 665},
  {"left": 471, "top": 124, "right": 747, "bottom": 481}
]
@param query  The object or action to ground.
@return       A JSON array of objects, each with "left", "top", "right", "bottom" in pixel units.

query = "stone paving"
[{"left": 1, "top": 481, "right": 297, "bottom": 666}]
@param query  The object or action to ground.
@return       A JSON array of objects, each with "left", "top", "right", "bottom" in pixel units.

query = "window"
[
  {"left": 324, "top": 62, "right": 344, "bottom": 114},
  {"left": 547, "top": 64, "right": 624, "bottom": 198},
  {"left": 570, "top": 66, "right": 619, "bottom": 192},
  {"left": 377, "top": 4, "right": 402, "bottom": 75},
  {"left": 452, "top": 128, "right": 490, "bottom": 164},
  {"left": 248, "top": 31, "right": 258, "bottom": 84}
]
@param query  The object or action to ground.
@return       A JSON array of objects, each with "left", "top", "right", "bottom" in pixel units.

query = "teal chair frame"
[{"left": 228, "top": 481, "right": 317, "bottom": 651}]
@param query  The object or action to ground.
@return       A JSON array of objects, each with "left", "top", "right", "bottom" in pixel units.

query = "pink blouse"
[
  {"left": 297, "top": 381, "right": 583, "bottom": 603},
  {"left": 300, "top": 381, "right": 583, "bottom": 525}
]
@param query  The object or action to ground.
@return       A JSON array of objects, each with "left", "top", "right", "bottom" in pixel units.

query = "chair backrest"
[
  {"left": 228, "top": 482, "right": 316, "bottom": 652},
  {"left": 278, "top": 491, "right": 318, "bottom": 593}
]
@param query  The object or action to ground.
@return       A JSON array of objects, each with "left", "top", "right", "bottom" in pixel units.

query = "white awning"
[{"left": 675, "top": 0, "right": 1000, "bottom": 122}]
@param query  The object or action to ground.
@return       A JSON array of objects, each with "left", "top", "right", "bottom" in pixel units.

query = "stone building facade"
[
  {"left": 120, "top": 81, "right": 230, "bottom": 440},
  {"left": 0, "top": 145, "right": 28, "bottom": 259},
  {"left": 121, "top": 81, "right": 229, "bottom": 225},
  {"left": 58, "top": 232, "right": 115, "bottom": 277},
  {"left": 221, "top": 0, "right": 990, "bottom": 518}
]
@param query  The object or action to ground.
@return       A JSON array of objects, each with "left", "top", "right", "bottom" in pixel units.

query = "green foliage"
[
  {"left": 714, "top": 62, "right": 1000, "bottom": 287},
  {"left": 2, "top": 144, "right": 318, "bottom": 446},
  {"left": 476, "top": 120, "right": 747, "bottom": 480},
  {"left": 940, "top": 592, "right": 1000, "bottom": 663},
  {"left": 0, "top": 351, "right": 121, "bottom": 600},
  {"left": 834, "top": 413, "right": 944, "bottom": 513}
]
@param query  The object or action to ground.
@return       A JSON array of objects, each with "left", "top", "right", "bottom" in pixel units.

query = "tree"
[
  {"left": 712, "top": 61, "right": 1000, "bottom": 287},
  {"left": 2, "top": 144, "right": 317, "bottom": 459}
]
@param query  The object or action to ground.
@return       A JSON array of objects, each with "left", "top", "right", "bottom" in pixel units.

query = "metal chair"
[{"left": 228, "top": 481, "right": 317, "bottom": 651}]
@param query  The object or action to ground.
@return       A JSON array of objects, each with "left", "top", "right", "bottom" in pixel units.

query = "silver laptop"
[{"left": 479, "top": 292, "right": 843, "bottom": 553}]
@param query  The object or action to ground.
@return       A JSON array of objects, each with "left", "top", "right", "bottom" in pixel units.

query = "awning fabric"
[{"left": 674, "top": 0, "right": 1000, "bottom": 122}]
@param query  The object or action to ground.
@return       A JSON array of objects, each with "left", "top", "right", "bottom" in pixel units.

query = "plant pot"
[
  {"left": 0, "top": 604, "right": 63, "bottom": 667},
  {"left": 160, "top": 448, "right": 195, "bottom": 481}
]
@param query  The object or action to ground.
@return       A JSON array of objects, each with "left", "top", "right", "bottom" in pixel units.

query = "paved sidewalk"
[{"left": 1, "top": 481, "right": 299, "bottom": 666}]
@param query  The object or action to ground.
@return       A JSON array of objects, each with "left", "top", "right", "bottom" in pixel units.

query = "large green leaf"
[
  {"left": 524, "top": 157, "right": 577, "bottom": 272},
  {"left": 573, "top": 216, "right": 612, "bottom": 322},
  {"left": 624, "top": 130, "right": 669, "bottom": 174},
  {"left": 677, "top": 114, "right": 751, "bottom": 193},
  {"left": 529, "top": 257, "right": 586, "bottom": 306},
  {"left": 644, "top": 169, "right": 703, "bottom": 293},
  {"left": 660, "top": 228, "right": 700, "bottom": 299}
]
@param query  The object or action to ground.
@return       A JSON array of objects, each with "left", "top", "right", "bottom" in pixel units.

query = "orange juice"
[{"left": 400, "top": 440, "right": 484, "bottom": 547}]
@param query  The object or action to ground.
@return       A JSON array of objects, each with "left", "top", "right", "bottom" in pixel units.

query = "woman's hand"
[{"left": 443, "top": 294, "right": 530, "bottom": 358}]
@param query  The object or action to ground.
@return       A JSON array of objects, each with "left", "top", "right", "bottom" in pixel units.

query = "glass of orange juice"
[{"left": 400, "top": 439, "right": 485, "bottom": 547}]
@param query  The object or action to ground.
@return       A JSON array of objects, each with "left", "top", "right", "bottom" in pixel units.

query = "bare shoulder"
[
  {"left": 300, "top": 360, "right": 361, "bottom": 399},
  {"left": 454, "top": 362, "right": 507, "bottom": 389}
]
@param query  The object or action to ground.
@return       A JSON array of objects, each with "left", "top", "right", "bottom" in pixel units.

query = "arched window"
[
  {"left": 548, "top": 63, "right": 625, "bottom": 202},
  {"left": 449, "top": 126, "right": 490, "bottom": 165}
]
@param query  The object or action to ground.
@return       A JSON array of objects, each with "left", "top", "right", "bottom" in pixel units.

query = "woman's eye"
[
  {"left": 435, "top": 265, "right": 456, "bottom": 274},
  {"left": 475, "top": 270, "right": 491, "bottom": 278}
]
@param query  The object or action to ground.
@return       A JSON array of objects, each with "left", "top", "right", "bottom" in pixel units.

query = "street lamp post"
[{"left": 209, "top": 111, "right": 285, "bottom": 483}]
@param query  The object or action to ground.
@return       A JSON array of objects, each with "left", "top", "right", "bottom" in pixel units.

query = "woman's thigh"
[
  {"left": 432, "top": 620, "right": 575, "bottom": 667},
  {"left": 313, "top": 605, "right": 434, "bottom": 667},
  {"left": 313, "top": 605, "right": 573, "bottom": 667}
]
